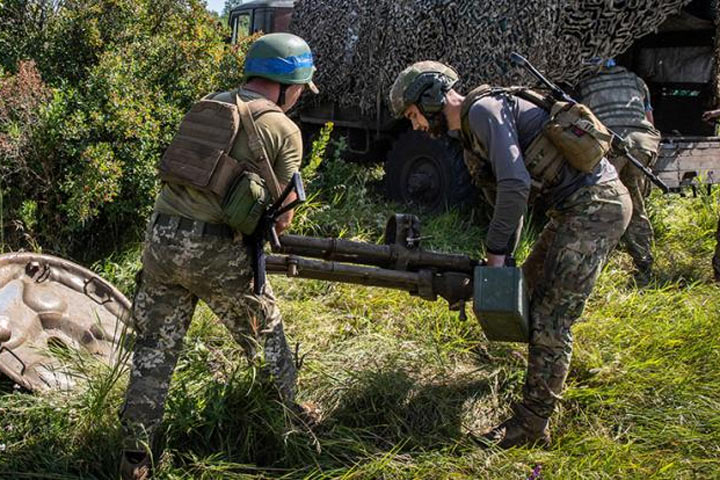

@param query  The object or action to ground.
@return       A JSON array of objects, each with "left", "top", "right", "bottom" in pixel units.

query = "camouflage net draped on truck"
[{"left": 290, "top": 0, "right": 691, "bottom": 116}]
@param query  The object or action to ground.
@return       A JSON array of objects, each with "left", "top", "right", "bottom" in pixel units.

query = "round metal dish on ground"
[{"left": 0, "top": 253, "right": 132, "bottom": 392}]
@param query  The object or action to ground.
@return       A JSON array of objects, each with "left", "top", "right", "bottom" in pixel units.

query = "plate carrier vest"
[{"left": 158, "top": 91, "right": 283, "bottom": 202}]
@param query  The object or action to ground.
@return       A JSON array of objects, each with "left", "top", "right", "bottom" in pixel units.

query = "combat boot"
[
  {"left": 119, "top": 450, "right": 152, "bottom": 480},
  {"left": 633, "top": 261, "right": 652, "bottom": 287},
  {"left": 288, "top": 401, "right": 321, "bottom": 429},
  {"left": 476, "top": 404, "right": 551, "bottom": 449}
]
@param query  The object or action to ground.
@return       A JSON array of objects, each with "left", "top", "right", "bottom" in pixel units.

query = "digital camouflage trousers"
[
  {"left": 521, "top": 178, "right": 632, "bottom": 418},
  {"left": 120, "top": 215, "right": 297, "bottom": 448},
  {"left": 609, "top": 131, "right": 660, "bottom": 274}
]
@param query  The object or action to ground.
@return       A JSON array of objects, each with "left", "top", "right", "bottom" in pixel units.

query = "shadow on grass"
[
  {"left": 154, "top": 366, "right": 497, "bottom": 476},
  {"left": 319, "top": 368, "right": 493, "bottom": 451}
]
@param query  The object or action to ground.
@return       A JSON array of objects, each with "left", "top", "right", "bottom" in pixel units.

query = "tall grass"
[{"left": 0, "top": 158, "right": 718, "bottom": 479}]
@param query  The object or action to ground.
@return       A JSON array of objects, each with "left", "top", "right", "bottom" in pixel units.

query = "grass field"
[{"left": 0, "top": 155, "right": 718, "bottom": 479}]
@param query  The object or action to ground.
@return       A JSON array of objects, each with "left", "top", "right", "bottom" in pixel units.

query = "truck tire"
[{"left": 384, "top": 131, "right": 476, "bottom": 211}]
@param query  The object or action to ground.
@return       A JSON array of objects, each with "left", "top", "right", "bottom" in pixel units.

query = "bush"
[{"left": 0, "top": 0, "right": 253, "bottom": 258}]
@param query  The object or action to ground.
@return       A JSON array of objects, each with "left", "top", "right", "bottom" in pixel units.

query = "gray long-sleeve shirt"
[{"left": 468, "top": 94, "right": 617, "bottom": 254}]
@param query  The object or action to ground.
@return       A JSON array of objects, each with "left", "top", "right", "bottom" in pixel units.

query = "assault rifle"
[
  {"left": 509, "top": 52, "right": 670, "bottom": 193},
  {"left": 248, "top": 172, "right": 306, "bottom": 295},
  {"left": 267, "top": 214, "right": 530, "bottom": 343}
]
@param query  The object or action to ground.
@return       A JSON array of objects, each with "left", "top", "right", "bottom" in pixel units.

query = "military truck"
[{"left": 229, "top": 0, "right": 720, "bottom": 207}]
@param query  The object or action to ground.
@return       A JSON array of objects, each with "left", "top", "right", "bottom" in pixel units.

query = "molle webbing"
[
  {"left": 158, "top": 94, "right": 282, "bottom": 199},
  {"left": 577, "top": 69, "right": 650, "bottom": 131},
  {"left": 236, "top": 97, "right": 283, "bottom": 202},
  {"left": 459, "top": 86, "right": 563, "bottom": 189}
]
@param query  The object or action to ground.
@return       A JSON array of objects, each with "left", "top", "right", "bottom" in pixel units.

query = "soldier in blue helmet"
[{"left": 119, "top": 33, "right": 318, "bottom": 480}]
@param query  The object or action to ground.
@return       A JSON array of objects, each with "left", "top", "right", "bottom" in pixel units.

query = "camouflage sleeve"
[{"left": 638, "top": 77, "right": 653, "bottom": 112}]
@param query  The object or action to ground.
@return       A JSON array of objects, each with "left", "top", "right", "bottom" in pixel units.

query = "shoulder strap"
[
  {"left": 235, "top": 95, "right": 283, "bottom": 202},
  {"left": 507, "top": 87, "right": 556, "bottom": 111},
  {"left": 459, "top": 85, "right": 496, "bottom": 154}
]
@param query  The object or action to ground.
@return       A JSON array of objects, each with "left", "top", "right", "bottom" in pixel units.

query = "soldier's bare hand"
[{"left": 486, "top": 253, "right": 506, "bottom": 267}]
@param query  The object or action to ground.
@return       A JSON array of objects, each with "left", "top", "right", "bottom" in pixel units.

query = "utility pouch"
[
  {"left": 544, "top": 102, "right": 613, "bottom": 172},
  {"left": 473, "top": 266, "right": 529, "bottom": 342},
  {"left": 221, "top": 171, "right": 270, "bottom": 235},
  {"left": 524, "top": 132, "right": 565, "bottom": 188}
]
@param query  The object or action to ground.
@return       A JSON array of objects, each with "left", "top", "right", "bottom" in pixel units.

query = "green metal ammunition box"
[{"left": 473, "top": 266, "right": 529, "bottom": 343}]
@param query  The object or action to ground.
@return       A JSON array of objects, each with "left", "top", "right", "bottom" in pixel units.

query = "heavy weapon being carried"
[{"left": 267, "top": 214, "right": 530, "bottom": 343}]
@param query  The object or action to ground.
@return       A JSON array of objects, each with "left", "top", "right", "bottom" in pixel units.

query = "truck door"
[{"left": 230, "top": 11, "right": 251, "bottom": 44}]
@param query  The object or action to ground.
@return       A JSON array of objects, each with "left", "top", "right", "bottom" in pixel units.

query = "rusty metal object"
[
  {"left": 267, "top": 214, "right": 529, "bottom": 342},
  {"left": 0, "top": 253, "right": 132, "bottom": 392},
  {"left": 268, "top": 215, "right": 477, "bottom": 308}
]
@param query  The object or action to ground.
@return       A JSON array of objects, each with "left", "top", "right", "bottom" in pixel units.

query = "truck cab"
[
  {"left": 229, "top": 1, "right": 294, "bottom": 43},
  {"left": 228, "top": 0, "right": 475, "bottom": 211}
]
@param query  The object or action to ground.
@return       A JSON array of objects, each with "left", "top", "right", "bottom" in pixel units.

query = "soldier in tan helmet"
[
  {"left": 389, "top": 61, "right": 631, "bottom": 448},
  {"left": 576, "top": 58, "right": 662, "bottom": 284}
]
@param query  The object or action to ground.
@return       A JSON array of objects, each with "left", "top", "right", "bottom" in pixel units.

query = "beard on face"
[{"left": 427, "top": 111, "right": 449, "bottom": 138}]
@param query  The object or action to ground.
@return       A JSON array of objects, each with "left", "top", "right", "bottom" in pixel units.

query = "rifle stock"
[{"left": 249, "top": 172, "right": 306, "bottom": 294}]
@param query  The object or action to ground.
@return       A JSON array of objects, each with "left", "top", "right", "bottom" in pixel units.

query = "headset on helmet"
[
  {"left": 389, "top": 61, "right": 459, "bottom": 119},
  {"left": 407, "top": 72, "right": 456, "bottom": 116}
]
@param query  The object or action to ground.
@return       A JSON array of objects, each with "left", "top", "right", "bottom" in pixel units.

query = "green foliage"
[
  {"left": 1, "top": 159, "right": 720, "bottom": 477},
  {"left": 302, "top": 122, "right": 334, "bottom": 183},
  {"left": 0, "top": 0, "right": 253, "bottom": 257},
  {"left": 3, "top": 166, "right": 719, "bottom": 477}
]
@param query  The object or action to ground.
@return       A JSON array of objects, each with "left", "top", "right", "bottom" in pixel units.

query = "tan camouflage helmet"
[{"left": 389, "top": 61, "right": 459, "bottom": 118}]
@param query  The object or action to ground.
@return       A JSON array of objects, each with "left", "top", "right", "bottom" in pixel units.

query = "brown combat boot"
[
  {"left": 119, "top": 450, "right": 152, "bottom": 480},
  {"left": 476, "top": 404, "right": 551, "bottom": 449},
  {"left": 292, "top": 401, "right": 322, "bottom": 427}
]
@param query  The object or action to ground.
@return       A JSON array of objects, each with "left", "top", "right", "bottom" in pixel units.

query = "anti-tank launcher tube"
[
  {"left": 267, "top": 215, "right": 530, "bottom": 343},
  {"left": 267, "top": 215, "right": 475, "bottom": 307}
]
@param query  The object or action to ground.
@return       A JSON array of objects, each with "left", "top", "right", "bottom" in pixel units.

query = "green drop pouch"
[{"left": 221, "top": 171, "right": 270, "bottom": 235}]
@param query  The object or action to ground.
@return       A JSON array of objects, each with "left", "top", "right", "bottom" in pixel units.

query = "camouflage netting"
[{"left": 291, "top": 0, "right": 691, "bottom": 115}]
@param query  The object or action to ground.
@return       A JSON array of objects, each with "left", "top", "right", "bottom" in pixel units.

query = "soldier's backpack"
[
  {"left": 460, "top": 85, "right": 613, "bottom": 187},
  {"left": 158, "top": 92, "right": 283, "bottom": 234}
]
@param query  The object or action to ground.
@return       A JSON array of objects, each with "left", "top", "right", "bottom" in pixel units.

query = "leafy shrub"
[{"left": 0, "top": 0, "right": 253, "bottom": 258}]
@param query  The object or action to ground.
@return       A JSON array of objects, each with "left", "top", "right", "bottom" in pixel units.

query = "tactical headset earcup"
[{"left": 418, "top": 80, "right": 445, "bottom": 115}]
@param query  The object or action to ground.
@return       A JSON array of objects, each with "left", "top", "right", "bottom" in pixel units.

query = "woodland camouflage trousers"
[
  {"left": 609, "top": 132, "right": 660, "bottom": 274},
  {"left": 120, "top": 215, "right": 296, "bottom": 449},
  {"left": 521, "top": 179, "right": 631, "bottom": 418}
]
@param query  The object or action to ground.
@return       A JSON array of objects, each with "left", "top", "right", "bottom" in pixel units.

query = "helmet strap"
[{"left": 278, "top": 84, "right": 288, "bottom": 108}]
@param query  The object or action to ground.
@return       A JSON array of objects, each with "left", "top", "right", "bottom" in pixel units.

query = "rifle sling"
[{"left": 235, "top": 95, "right": 283, "bottom": 202}]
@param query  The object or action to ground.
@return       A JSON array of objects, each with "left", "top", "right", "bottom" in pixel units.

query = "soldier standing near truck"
[
  {"left": 576, "top": 59, "right": 662, "bottom": 284},
  {"left": 119, "top": 33, "right": 318, "bottom": 480},
  {"left": 389, "top": 61, "right": 631, "bottom": 448}
]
